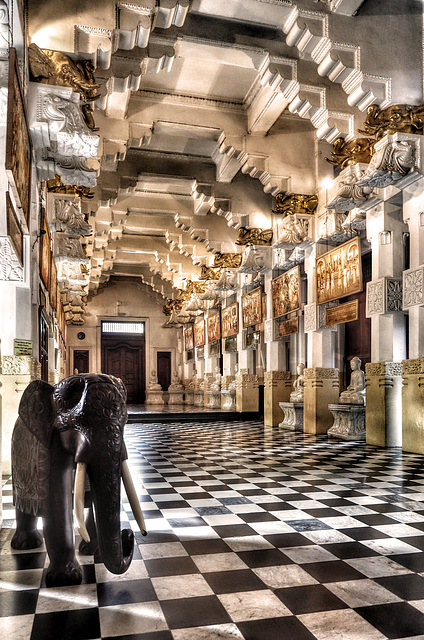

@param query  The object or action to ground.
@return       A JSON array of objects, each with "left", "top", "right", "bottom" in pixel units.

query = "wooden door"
[
  {"left": 73, "top": 350, "right": 89, "bottom": 374},
  {"left": 157, "top": 351, "right": 171, "bottom": 391},
  {"left": 102, "top": 337, "right": 145, "bottom": 403},
  {"left": 39, "top": 312, "right": 49, "bottom": 382}
]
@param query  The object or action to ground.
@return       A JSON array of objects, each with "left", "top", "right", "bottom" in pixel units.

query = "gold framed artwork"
[
  {"left": 207, "top": 312, "right": 221, "bottom": 343},
  {"left": 325, "top": 300, "right": 359, "bottom": 327},
  {"left": 272, "top": 266, "right": 301, "bottom": 318},
  {"left": 6, "top": 48, "right": 32, "bottom": 227},
  {"left": 193, "top": 318, "right": 205, "bottom": 347},
  {"left": 241, "top": 288, "right": 263, "bottom": 328},
  {"left": 184, "top": 325, "right": 194, "bottom": 351},
  {"left": 221, "top": 302, "right": 239, "bottom": 338},
  {"left": 277, "top": 317, "right": 299, "bottom": 338},
  {"left": 6, "top": 192, "right": 23, "bottom": 265},
  {"left": 50, "top": 254, "right": 58, "bottom": 311},
  {"left": 39, "top": 212, "right": 51, "bottom": 289},
  {"left": 316, "top": 236, "right": 362, "bottom": 305}
]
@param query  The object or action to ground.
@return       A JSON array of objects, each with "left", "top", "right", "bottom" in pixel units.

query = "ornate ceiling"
[{"left": 26, "top": 0, "right": 421, "bottom": 322}]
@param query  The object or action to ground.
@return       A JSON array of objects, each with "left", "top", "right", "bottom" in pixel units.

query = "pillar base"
[
  {"left": 365, "top": 361, "right": 402, "bottom": 447},
  {"left": 236, "top": 374, "right": 259, "bottom": 412},
  {"left": 264, "top": 371, "right": 292, "bottom": 427},
  {"left": 402, "top": 358, "right": 424, "bottom": 453},
  {"left": 328, "top": 404, "right": 366, "bottom": 441},
  {"left": 304, "top": 367, "right": 340, "bottom": 435}
]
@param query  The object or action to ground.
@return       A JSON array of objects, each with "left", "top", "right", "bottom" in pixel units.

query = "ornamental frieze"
[
  {"left": 273, "top": 193, "right": 318, "bottom": 217},
  {"left": 236, "top": 227, "right": 273, "bottom": 246},
  {"left": 402, "top": 358, "right": 424, "bottom": 375},
  {"left": 326, "top": 136, "right": 375, "bottom": 169},
  {"left": 274, "top": 214, "right": 314, "bottom": 247},
  {"left": 47, "top": 193, "right": 92, "bottom": 236},
  {"left": 1, "top": 356, "right": 41, "bottom": 377},
  {"left": 359, "top": 103, "right": 424, "bottom": 139},
  {"left": 0, "top": 237, "right": 24, "bottom": 281},
  {"left": 213, "top": 252, "right": 242, "bottom": 269},
  {"left": 304, "top": 367, "right": 339, "bottom": 380},
  {"left": 365, "top": 361, "right": 402, "bottom": 377}
]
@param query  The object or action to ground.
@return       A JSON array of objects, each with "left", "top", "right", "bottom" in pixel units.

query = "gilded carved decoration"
[
  {"left": 236, "top": 227, "right": 273, "bottom": 246},
  {"left": 28, "top": 44, "right": 101, "bottom": 130},
  {"left": 47, "top": 175, "right": 94, "bottom": 199},
  {"left": 326, "top": 136, "right": 375, "bottom": 169},
  {"left": 213, "top": 252, "right": 242, "bottom": 268},
  {"left": 272, "top": 266, "right": 301, "bottom": 318},
  {"left": 359, "top": 103, "right": 424, "bottom": 139},
  {"left": 241, "top": 288, "right": 262, "bottom": 328},
  {"left": 199, "top": 265, "right": 221, "bottom": 280},
  {"left": 316, "top": 237, "right": 362, "bottom": 305},
  {"left": 273, "top": 193, "right": 318, "bottom": 216}
]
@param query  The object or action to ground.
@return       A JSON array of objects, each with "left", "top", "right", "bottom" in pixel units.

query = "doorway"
[
  {"left": 101, "top": 321, "right": 146, "bottom": 404},
  {"left": 157, "top": 351, "right": 171, "bottom": 391}
]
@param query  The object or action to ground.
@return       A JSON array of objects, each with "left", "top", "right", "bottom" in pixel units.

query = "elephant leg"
[
  {"left": 78, "top": 500, "right": 99, "bottom": 556},
  {"left": 43, "top": 433, "right": 82, "bottom": 587},
  {"left": 11, "top": 510, "right": 43, "bottom": 550}
]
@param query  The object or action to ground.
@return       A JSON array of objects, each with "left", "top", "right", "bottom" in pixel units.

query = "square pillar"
[
  {"left": 264, "top": 370, "right": 292, "bottom": 426},
  {"left": 236, "top": 373, "right": 259, "bottom": 412},
  {"left": 304, "top": 367, "right": 339, "bottom": 434},
  {"left": 365, "top": 361, "right": 402, "bottom": 447},
  {"left": 402, "top": 358, "right": 424, "bottom": 453}
]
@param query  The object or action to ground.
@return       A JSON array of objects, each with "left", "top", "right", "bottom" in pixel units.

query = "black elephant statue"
[{"left": 11, "top": 373, "right": 146, "bottom": 587}]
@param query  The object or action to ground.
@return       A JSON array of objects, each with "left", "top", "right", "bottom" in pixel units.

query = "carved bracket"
[
  {"left": 238, "top": 246, "right": 273, "bottom": 274},
  {"left": 366, "top": 277, "right": 403, "bottom": 316},
  {"left": 274, "top": 213, "right": 314, "bottom": 248}
]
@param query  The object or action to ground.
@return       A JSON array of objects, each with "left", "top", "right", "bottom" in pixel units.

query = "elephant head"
[{"left": 15, "top": 373, "right": 145, "bottom": 578}]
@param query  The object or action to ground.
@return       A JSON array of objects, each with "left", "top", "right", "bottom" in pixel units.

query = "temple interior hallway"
[{"left": 4, "top": 420, "right": 424, "bottom": 639}]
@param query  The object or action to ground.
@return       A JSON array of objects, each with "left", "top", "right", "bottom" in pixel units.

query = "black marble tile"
[
  {"left": 321, "top": 542, "right": 379, "bottom": 559},
  {"left": 0, "top": 551, "right": 46, "bottom": 571},
  {"left": 97, "top": 578, "right": 156, "bottom": 606},
  {"left": 263, "top": 532, "right": 312, "bottom": 547},
  {"left": 237, "top": 548, "right": 293, "bottom": 568},
  {"left": 237, "top": 616, "right": 316, "bottom": 640},
  {"left": 275, "top": 584, "right": 348, "bottom": 614},
  {"left": 212, "top": 524, "right": 257, "bottom": 537},
  {"left": 144, "top": 556, "right": 200, "bottom": 577},
  {"left": 285, "top": 519, "right": 332, "bottom": 532},
  {"left": 337, "top": 527, "right": 390, "bottom": 541},
  {"left": 204, "top": 569, "right": 267, "bottom": 594},
  {"left": 238, "top": 512, "right": 279, "bottom": 523},
  {"left": 161, "top": 595, "right": 231, "bottom": 629},
  {"left": 398, "top": 535, "right": 424, "bottom": 551},
  {"left": 355, "top": 601, "right": 424, "bottom": 639},
  {"left": 0, "top": 589, "right": 39, "bottom": 617},
  {"left": 103, "top": 633, "right": 173, "bottom": 640},
  {"left": 30, "top": 608, "right": 100, "bottom": 640},
  {"left": 303, "top": 560, "right": 365, "bottom": 583},
  {"left": 181, "top": 539, "right": 231, "bottom": 555},
  {"left": 375, "top": 573, "right": 424, "bottom": 600},
  {"left": 390, "top": 552, "right": 424, "bottom": 572}
]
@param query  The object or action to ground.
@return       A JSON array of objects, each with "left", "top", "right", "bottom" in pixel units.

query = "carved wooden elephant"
[{"left": 11, "top": 373, "right": 146, "bottom": 587}]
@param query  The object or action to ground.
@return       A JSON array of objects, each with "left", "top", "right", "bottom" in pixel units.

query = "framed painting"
[
  {"left": 6, "top": 191, "right": 23, "bottom": 265},
  {"left": 221, "top": 302, "right": 238, "bottom": 338},
  {"left": 241, "top": 287, "right": 262, "bottom": 328},
  {"left": 316, "top": 236, "right": 362, "bottom": 305},
  {"left": 6, "top": 48, "right": 32, "bottom": 227},
  {"left": 39, "top": 212, "right": 51, "bottom": 289},
  {"left": 50, "top": 253, "right": 58, "bottom": 311},
  {"left": 207, "top": 312, "right": 221, "bottom": 343},
  {"left": 272, "top": 266, "right": 301, "bottom": 318},
  {"left": 184, "top": 325, "right": 194, "bottom": 351},
  {"left": 193, "top": 318, "right": 205, "bottom": 347}
]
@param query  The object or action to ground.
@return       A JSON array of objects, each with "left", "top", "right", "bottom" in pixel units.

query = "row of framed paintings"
[{"left": 39, "top": 210, "right": 67, "bottom": 340}]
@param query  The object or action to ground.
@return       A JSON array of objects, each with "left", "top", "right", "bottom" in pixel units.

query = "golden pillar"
[
  {"left": 365, "top": 361, "right": 402, "bottom": 447},
  {"left": 236, "top": 373, "right": 259, "bottom": 412},
  {"left": 264, "top": 370, "right": 292, "bottom": 427},
  {"left": 402, "top": 358, "right": 424, "bottom": 453},
  {"left": 304, "top": 367, "right": 339, "bottom": 434}
]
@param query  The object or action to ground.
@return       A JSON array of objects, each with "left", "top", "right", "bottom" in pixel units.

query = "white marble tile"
[
  {"left": 151, "top": 573, "right": 213, "bottom": 600},
  {"left": 373, "top": 523, "right": 423, "bottom": 537},
  {"left": 99, "top": 601, "right": 168, "bottom": 637},
  {"left": 363, "top": 538, "right": 421, "bottom": 556},
  {"left": 333, "top": 505, "right": 375, "bottom": 516},
  {"left": 36, "top": 583, "right": 98, "bottom": 613},
  {"left": 179, "top": 486, "right": 206, "bottom": 494},
  {"left": 138, "top": 541, "right": 188, "bottom": 559},
  {"left": 270, "top": 509, "right": 313, "bottom": 522},
  {"left": 192, "top": 553, "right": 248, "bottom": 573},
  {"left": 218, "top": 589, "right": 291, "bottom": 622},
  {"left": 319, "top": 516, "right": 368, "bottom": 529},
  {"left": 253, "top": 564, "right": 318, "bottom": 589},
  {"left": 389, "top": 511, "right": 424, "bottom": 523},
  {"left": 299, "top": 609, "right": 386, "bottom": 640},
  {"left": 281, "top": 545, "right": 339, "bottom": 564},
  {"left": 301, "top": 529, "right": 354, "bottom": 544},
  {"left": 0, "top": 569, "right": 43, "bottom": 591},
  {"left": 345, "top": 555, "right": 413, "bottom": 578},
  {"left": 0, "top": 614, "right": 35, "bottom": 640},
  {"left": 201, "top": 515, "right": 244, "bottom": 526},
  {"left": 95, "top": 559, "right": 148, "bottom": 583},
  {"left": 173, "top": 526, "right": 219, "bottom": 540},
  {"left": 226, "top": 504, "right": 266, "bottom": 514},
  {"left": 286, "top": 500, "right": 327, "bottom": 510},
  {"left": 186, "top": 499, "right": 222, "bottom": 507},
  {"left": 159, "top": 508, "right": 199, "bottom": 519},
  {"left": 223, "top": 535, "right": 275, "bottom": 552},
  {"left": 326, "top": 579, "right": 402, "bottom": 607},
  {"left": 171, "top": 623, "right": 245, "bottom": 640}
]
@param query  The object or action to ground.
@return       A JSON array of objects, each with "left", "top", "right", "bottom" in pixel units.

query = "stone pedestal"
[
  {"left": 304, "top": 367, "right": 340, "bottom": 434},
  {"left": 221, "top": 375, "right": 235, "bottom": 410},
  {"left": 402, "top": 358, "right": 424, "bottom": 453},
  {"left": 194, "top": 378, "right": 205, "bottom": 407},
  {"left": 365, "top": 361, "right": 402, "bottom": 447},
  {"left": 203, "top": 373, "right": 213, "bottom": 408},
  {"left": 206, "top": 390, "right": 221, "bottom": 409},
  {"left": 236, "top": 374, "right": 259, "bottom": 412},
  {"left": 279, "top": 402, "right": 303, "bottom": 431},
  {"left": 184, "top": 389, "right": 194, "bottom": 405},
  {"left": 264, "top": 371, "right": 292, "bottom": 427},
  {"left": 144, "top": 382, "right": 165, "bottom": 405},
  {"left": 0, "top": 356, "right": 41, "bottom": 475},
  {"left": 328, "top": 404, "right": 366, "bottom": 440},
  {"left": 167, "top": 382, "right": 185, "bottom": 406}
]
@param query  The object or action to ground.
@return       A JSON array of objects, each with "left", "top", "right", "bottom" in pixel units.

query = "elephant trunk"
[{"left": 88, "top": 459, "right": 134, "bottom": 575}]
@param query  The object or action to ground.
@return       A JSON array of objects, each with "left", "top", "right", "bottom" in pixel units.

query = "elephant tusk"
[
  {"left": 122, "top": 460, "right": 147, "bottom": 536},
  {"left": 74, "top": 462, "right": 90, "bottom": 543}
]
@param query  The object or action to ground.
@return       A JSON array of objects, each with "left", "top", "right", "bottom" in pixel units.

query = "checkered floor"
[{"left": 4, "top": 421, "right": 424, "bottom": 639}]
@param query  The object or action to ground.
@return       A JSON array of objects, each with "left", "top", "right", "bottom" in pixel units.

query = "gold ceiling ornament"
[
  {"left": 213, "top": 252, "right": 243, "bottom": 268},
  {"left": 163, "top": 299, "right": 183, "bottom": 316},
  {"left": 235, "top": 227, "right": 273, "bottom": 246},
  {"left": 326, "top": 137, "right": 375, "bottom": 169},
  {"left": 199, "top": 265, "right": 222, "bottom": 280},
  {"left": 359, "top": 103, "right": 424, "bottom": 140},
  {"left": 272, "top": 193, "right": 318, "bottom": 217},
  {"left": 46, "top": 175, "right": 95, "bottom": 199},
  {"left": 28, "top": 43, "right": 101, "bottom": 130}
]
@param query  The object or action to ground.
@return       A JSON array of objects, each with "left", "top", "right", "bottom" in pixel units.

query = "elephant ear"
[{"left": 18, "top": 379, "right": 55, "bottom": 447}]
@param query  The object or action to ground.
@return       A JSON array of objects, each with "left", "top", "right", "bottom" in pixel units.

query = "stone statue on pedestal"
[
  {"left": 290, "top": 363, "right": 305, "bottom": 403},
  {"left": 339, "top": 357, "right": 366, "bottom": 405}
]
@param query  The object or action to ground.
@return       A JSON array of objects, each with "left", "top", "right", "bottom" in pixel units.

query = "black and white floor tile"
[{"left": 4, "top": 420, "right": 424, "bottom": 638}]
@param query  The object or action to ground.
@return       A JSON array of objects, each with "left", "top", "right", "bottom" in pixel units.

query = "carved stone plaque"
[{"left": 325, "top": 300, "right": 358, "bottom": 326}]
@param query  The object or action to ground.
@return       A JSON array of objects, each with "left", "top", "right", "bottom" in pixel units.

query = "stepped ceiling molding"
[{"left": 27, "top": 0, "right": 422, "bottom": 321}]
